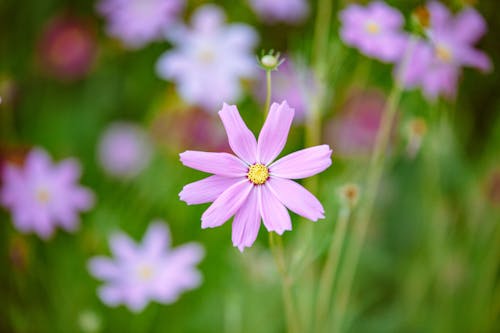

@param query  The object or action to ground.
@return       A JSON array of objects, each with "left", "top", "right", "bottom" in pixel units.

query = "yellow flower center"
[
  {"left": 247, "top": 163, "right": 269, "bottom": 185},
  {"left": 137, "top": 264, "right": 153, "bottom": 281},
  {"left": 365, "top": 22, "right": 380, "bottom": 35},
  {"left": 435, "top": 44, "right": 453, "bottom": 63},
  {"left": 198, "top": 49, "right": 215, "bottom": 64},
  {"left": 36, "top": 189, "right": 51, "bottom": 204}
]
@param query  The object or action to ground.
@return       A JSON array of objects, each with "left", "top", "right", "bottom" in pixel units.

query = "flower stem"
[
  {"left": 315, "top": 206, "right": 351, "bottom": 331},
  {"left": 264, "top": 69, "right": 272, "bottom": 115},
  {"left": 269, "top": 232, "right": 300, "bottom": 333}
]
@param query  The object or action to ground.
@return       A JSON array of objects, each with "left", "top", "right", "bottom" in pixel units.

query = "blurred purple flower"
[
  {"left": 254, "top": 59, "right": 316, "bottom": 123},
  {"left": 156, "top": 5, "right": 258, "bottom": 112},
  {"left": 324, "top": 89, "right": 394, "bottom": 158},
  {"left": 38, "top": 14, "right": 97, "bottom": 81},
  {"left": 179, "top": 102, "right": 332, "bottom": 251},
  {"left": 399, "top": 2, "right": 491, "bottom": 100},
  {"left": 97, "top": 122, "right": 153, "bottom": 179},
  {"left": 151, "top": 107, "right": 231, "bottom": 153},
  {"left": 97, "top": 0, "right": 184, "bottom": 49},
  {"left": 249, "top": 0, "right": 309, "bottom": 24},
  {"left": 339, "top": 1, "right": 408, "bottom": 63},
  {"left": 88, "top": 221, "right": 204, "bottom": 312},
  {"left": 0, "top": 148, "right": 94, "bottom": 239}
]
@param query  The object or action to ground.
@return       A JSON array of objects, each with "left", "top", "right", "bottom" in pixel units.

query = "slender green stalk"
[
  {"left": 264, "top": 69, "right": 272, "bottom": 114},
  {"left": 331, "top": 79, "right": 403, "bottom": 333},
  {"left": 316, "top": 206, "right": 351, "bottom": 331},
  {"left": 330, "top": 38, "right": 415, "bottom": 332},
  {"left": 263, "top": 58, "right": 300, "bottom": 333},
  {"left": 269, "top": 232, "right": 300, "bottom": 333}
]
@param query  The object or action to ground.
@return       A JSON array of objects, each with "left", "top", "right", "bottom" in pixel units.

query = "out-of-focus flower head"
[
  {"left": 88, "top": 221, "right": 204, "bottom": 312},
  {"left": 405, "top": 117, "right": 428, "bottom": 158},
  {"left": 151, "top": 107, "right": 230, "bottom": 153},
  {"left": 156, "top": 5, "right": 258, "bottom": 112},
  {"left": 338, "top": 183, "right": 360, "bottom": 209},
  {"left": 399, "top": 2, "right": 492, "bottom": 100},
  {"left": 38, "top": 14, "right": 97, "bottom": 81},
  {"left": 249, "top": 0, "right": 309, "bottom": 24},
  {"left": 324, "top": 89, "right": 394, "bottom": 158},
  {"left": 339, "top": 1, "right": 408, "bottom": 63},
  {"left": 179, "top": 102, "right": 332, "bottom": 251},
  {"left": 0, "top": 148, "right": 94, "bottom": 239},
  {"left": 97, "top": 0, "right": 184, "bottom": 49},
  {"left": 97, "top": 122, "right": 153, "bottom": 179},
  {"left": 254, "top": 57, "right": 316, "bottom": 123}
]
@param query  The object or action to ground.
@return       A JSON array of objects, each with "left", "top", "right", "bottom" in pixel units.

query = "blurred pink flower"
[
  {"left": 88, "top": 221, "right": 204, "bottom": 312},
  {"left": 179, "top": 101, "right": 332, "bottom": 251},
  {"left": 339, "top": 1, "right": 408, "bottom": 63},
  {"left": 324, "top": 90, "right": 392, "bottom": 158},
  {"left": 38, "top": 14, "right": 97, "bottom": 81},
  {"left": 0, "top": 148, "right": 94, "bottom": 239},
  {"left": 97, "top": 122, "right": 153, "bottom": 179},
  {"left": 97, "top": 0, "right": 184, "bottom": 49},
  {"left": 156, "top": 5, "right": 258, "bottom": 112},
  {"left": 249, "top": 0, "right": 309, "bottom": 24},
  {"left": 399, "top": 2, "right": 491, "bottom": 100},
  {"left": 254, "top": 59, "right": 316, "bottom": 123},
  {"left": 151, "top": 107, "right": 231, "bottom": 153}
]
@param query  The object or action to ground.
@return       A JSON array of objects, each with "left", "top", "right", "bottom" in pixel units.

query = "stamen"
[
  {"left": 435, "top": 44, "right": 453, "bottom": 63},
  {"left": 247, "top": 163, "right": 269, "bottom": 185},
  {"left": 36, "top": 189, "right": 51, "bottom": 204},
  {"left": 365, "top": 21, "right": 380, "bottom": 34},
  {"left": 137, "top": 264, "right": 153, "bottom": 281}
]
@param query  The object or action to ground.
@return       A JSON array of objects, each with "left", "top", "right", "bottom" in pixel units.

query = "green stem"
[
  {"left": 316, "top": 206, "right": 351, "bottom": 332},
  {"left": 264, "top": 69, "right": 272, "bottom": 115},
  {"left": 269, "top": 232, "right": 300, "bottom": 333},
  {"left": 330, "top": 38, "right": 415, "bottom": 332}
]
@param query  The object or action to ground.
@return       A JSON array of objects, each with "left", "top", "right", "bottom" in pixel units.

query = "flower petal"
[
  {"left": 219, "top": 103, "right": 257, "bottom": 164},
  {"left": 201, "top": 180, "right": 253, "bottom": 228},
  {"left": 267, "top": 177, "right": 324, "bottom": 221},
  {"left": 110, "top": 232, "right": 138, "bottom": 261},
  {"left": 270, "top": 145, "right": 332, "bottom": 179},
  {"left": 180, "top": 151, "right": 247, "bottom": 177},
  {"left": 142, "top": 221, "right": 170, "bottom": 256},
  {"left": 257, "top": 101, "right": 295, "bottom": 164},
  {"left": 232, "top": 189, "right": 261, "bottom": 251},
  {"left": 180, "top": 175, "right": 242, "bottom": 205},
  {"left": 258, "top": 185, "right": 291, "bottom": 235},
  {"left": 88, "top": 257, "right": 120, "bottom": 280}
]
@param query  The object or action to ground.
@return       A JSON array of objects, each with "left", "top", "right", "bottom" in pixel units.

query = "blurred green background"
[{"left": 1, "top": 0, "right": 499, "bottom": 332}]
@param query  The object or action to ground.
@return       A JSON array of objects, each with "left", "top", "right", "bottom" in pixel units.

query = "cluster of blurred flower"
[
  {"left": 1, "top": 0, "right": 492, "bottom": 314},
  {"left": 340, "top": 1, "right": 491, "bottom": 99}
]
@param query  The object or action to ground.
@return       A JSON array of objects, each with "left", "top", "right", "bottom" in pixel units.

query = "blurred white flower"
[{"left": 156, "top": 5, "right": 258, "bottom": 112}]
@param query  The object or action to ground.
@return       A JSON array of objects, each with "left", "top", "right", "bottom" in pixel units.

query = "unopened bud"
[
  {"left": 258, "top": 49, "right": 284, "bottom": 71},
  {"left": 338, "top": 183, "right": 360, "bottom": 208},
  {"left": 411, "top": 5, "right": 430, "bottom": 37},
  {"left": 406, "top": 117, "right": 428, "bottom": 158}
]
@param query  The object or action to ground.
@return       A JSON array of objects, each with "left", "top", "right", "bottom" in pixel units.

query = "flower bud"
[
  {"left": 258, "top": 50, "right": 284, "bottom": 71},
  {"left": 338, "top": 183, "right": 360, "bottom": 209}
]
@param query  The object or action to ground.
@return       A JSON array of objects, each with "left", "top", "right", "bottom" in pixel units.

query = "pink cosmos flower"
[
  {"left": 156, "top": 5, "right": 258, "bottom": 111},
  {"left": 249, "top": 0, "right": 309, "bottom": 24},
  {"left": 0, "top": 148, "right": 94, "bottom": 239},
  {"left": 88, "top": 221, "right": 204, "bottom": 312},
  {"left": 97, "top": 122, "right": 153, "bottom": 179},
  {"left": 97, "top": 0, "right": 184, "bottom": 49},
  {"left": 38, "top": 14, "right": 97, "bottom": 81},
  {"left": 324, "top": 89, "right": 392, "bottom": 158},
  {"left": 339, "top": 1, "right": 408, "bottom": 63},
  {"left": 179, "top": 101, "right": 332, "bottom": 251},
  {"left": 398, "top": 2, "right": 491, "bottom": 100}
]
